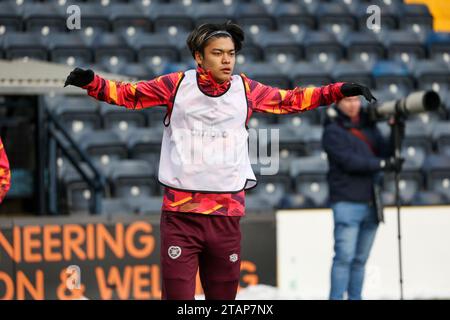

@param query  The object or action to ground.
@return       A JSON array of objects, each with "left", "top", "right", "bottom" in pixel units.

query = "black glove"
[
  {"left": 64, "top": 67, "right": 94, "bottom": 88},
  {"left": 341, "top": 83, "right": 377, "bottom": 103},
  {"left": 380, "top": 157, "right": 404, "bottom": 172}
]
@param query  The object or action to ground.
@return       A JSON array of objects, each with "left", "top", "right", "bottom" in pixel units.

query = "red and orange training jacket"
[
  {"left": 83, "top": 66, "right": 344, "bottom": 216},
  {"left": 0, "top": 138, "right": 11, "bottom": 204}
]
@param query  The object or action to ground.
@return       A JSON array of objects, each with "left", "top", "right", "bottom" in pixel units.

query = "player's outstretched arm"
[
  {"left": 243, "top": 74, "right": 376, "bottom": 115},
  {"left": 64, "top": 67, "right": 184, "bottom": 110}
]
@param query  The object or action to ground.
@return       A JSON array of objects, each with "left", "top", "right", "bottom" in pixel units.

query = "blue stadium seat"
[
  {"left": 236, "top": 36, "right": 264, "bottom": 64},
  {"left": 426, "top": 32, "right": 450, "bottom": 65},
  {"left": 289, "top": 62, "right": 332, "bottom": 87},
  {"left": 77, "top": 129, "right": 128, "bottom": 166},
  {"left": 0, "top": 2, "right": 23, "bottom": 32},
  {"left": 380, "top": 30, "right": 426, "bottom": 67},
  {"left": 189, "top": 3, "right": 236, "bottom": 27},
  {"left": 23, "top": 3, "right": 66, "bottom": 34},
  {"left": 3, "top": 32, "right": 48, "bottom": 61},
  {"left": 127, "top": 127, "right": 163, "bottom": 169},
  {"left": 75, "top": 3, "right": 111, "bottom": 33},
  {"left": 433, "top": 122, "right": 450, "bottom": 158},
  {"left": 271, "top": 2, "right": 315, "bottom": 34},
  {"left": 100, "top": 198, "right": 132, "bottom": 215},
  {"left": 48, "top": 32, "right": 93, "bottom": 66},
  {"left": 316, "top": 2, "right": 356, "bottom": 36},
  {"left": 423, "top": 154, "right": 450, "bottom": 202},
  {"left": 302, "top": 31, "right": 343, "bottom": 66},
  {"left": 92, "top": 33, "right": 135, "bottom": 70},
  {"left": 341, "top": 31, "right": 384, "bottom": 65},
  {"left": 398, "top": 3, "right": 433, "bottom": 38},
  {"left": 236, "top": 62, "right": 290, "bottom": 89},
  {"left": 108, "top": 159, "right": 156, "bottom": 198},
  {"left": 54, "top": 96, "right": 101, "bottom": 137},
  {"left": 251, "top": 31, "right": 303, "bottom": 66},
  {"left": 149, "top": 3, "right": 194, "bottom": 34},
  {"left": 410, "top": 190, "right": 448, "bottom": 206},
  {"left": 332, "top": 61, "right": 373, "bottom": 88},
  {"left": 235, "top": 3, "right": 275, "bottom": 34},
  {"left": 372, "top": 61, "right": 414, "bottom": 98},
  {"left": 109, "top": 3, "right": 152, "bottom": 34},
  {"left": 118, "top": 62, "right": 155, "bottom": 80},
  {"left": 383, "top": 171, "right": 423, "bottom": 205},
  {"left": 126, "top": 32, "right": 179, "bottom": 71},
  {"left": 99, "top": 102, "right": 147, "bottom": 132},
  {"left": 290, "top": 155, "right": 329, "bottom": 207}
]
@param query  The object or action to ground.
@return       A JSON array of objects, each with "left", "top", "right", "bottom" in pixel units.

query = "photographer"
[{"left": 322, "top": 95, "right": 403, "bottom": 300}]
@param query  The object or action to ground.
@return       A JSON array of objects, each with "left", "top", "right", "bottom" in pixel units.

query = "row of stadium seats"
[
  {"left": 1, "top": 30, "right": 449, "bottom": 69},
  {"left": 60, "top": 151, "right": 450, "bottom": 214},
  {"left": 0, "top": 0, "right": 435, "bottom": 35}
]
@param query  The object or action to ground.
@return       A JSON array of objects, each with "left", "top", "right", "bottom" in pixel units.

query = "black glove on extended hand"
[
  {"left": 64, "top": 67, "right": 94, "bottom": 88},
  {"left": 341, "top": 83, "right": 377, "bottom": 103},
  {"left": 380, "top": 157, "right": 405, "bottom": 172}
]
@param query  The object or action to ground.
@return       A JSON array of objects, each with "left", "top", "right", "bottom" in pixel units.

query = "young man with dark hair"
[{"left": 65, "top": 21, "right": 376, "bottom": 300}]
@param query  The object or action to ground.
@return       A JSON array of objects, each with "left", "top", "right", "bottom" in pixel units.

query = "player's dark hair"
[{"left": 186, "top": 21, "right": 245, "bottom": 58}]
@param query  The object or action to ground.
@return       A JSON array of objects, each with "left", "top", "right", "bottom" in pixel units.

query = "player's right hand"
[{"left": 64, "top": 67, "right": 94, "bottom": 88}]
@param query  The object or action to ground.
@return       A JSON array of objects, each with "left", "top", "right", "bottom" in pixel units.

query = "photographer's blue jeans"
[{"left": 329, "top": 201, "right": 378, "bottom": 300}]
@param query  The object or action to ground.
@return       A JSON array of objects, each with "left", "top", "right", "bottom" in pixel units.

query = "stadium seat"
[
  {"left": 380, "top": 30, "right": 426, "bottom": 67},
  {"left": 0, "top": 2, "right": 24, "bottom": 33},
  {"left": 290, "top": 155, "right": 329, "bottom": 207},
  {"left": 383, "top": 171, "right": 424, "bottom": 205},
  {"left": 271, "top": 2, "right": 315, "bottom": 34},
  {"left": 236, "top": 36, "right": 264, "bottom": 64},
  {"left": 3, "top": 32, "right": 48, "bottom": 61},
  {"left": 117, "top": 62, "right": 155, "bottom": 81},
  {"left": 127, "top": 127, "right": 163, "bottom": 169},
  {"left": 77, "top": 129, "right": 128, "bottom": 166},
  {"left": 126, "top": 32, "right": 179, "bottom": 71},
  {"left": 301, "top": 125, "right": 325, "bottom": 156},
  {"left": 149, "top": 3, "right": 194, "bottom": 34},
  {"left": 426, "top": 32, "right": 450, "bottom": 65},
  {"left": 398, "top": 4, "right": 433, "bottom": 39},
  {"left": 341, "top": 31, "right": 385, "bottom": 66},
  {"left": 235, "top": 62, "right": 291, "bottom": 89},
  {"left": 53, "top": 96, "right": 101, "bottom": 137},
  {"left": 48, "top": 32, "right": 93, "bottom": 66},
  {"left": 251, "top": 31, "right": 303, "bottom": 67},
  {"left": 23, "top": 3, "right": 66, "bottom": 34},
  {"left": 289, "top": 62, "right": 332, "bottom": 87},
  {"left": 372, "top": 61, "right": 414, "bottom": 98},
  {"left": 423, "top": 154, "right": 450, "bottom": 202},
  {"left": 235, "top": 3, "right": 275, "bottom": 35},
  {"left": 92, "top": 33, "right": 135, "bottom": 68},
  {"left": 109, "top": 3, "right": 152, "bottom": 34},
  {"left": 302, "top": 31, "right": 343, "bottom": 66},
  {"left": 108, "top": 159, "right": 156, "bottom": 198},
  {"left": 189, "top": 3, "right": 236, "bottom": 27},
  {"left": 316, "top": 2, "right": 356, "bottom": 36},
  {"left": 99, "top": 102, "right": 147, "bottom": 132},
  {"left": 433, "top": 121, "right": 450, "bottom": 157},
  {"left": 332, "top": 61, "right": 373, "bottom": 88},
  {"left": 75, "top": 3, "right": 111, "bottom": 33}
]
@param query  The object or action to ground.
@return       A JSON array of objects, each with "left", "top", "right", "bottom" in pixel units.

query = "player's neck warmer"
[{"left": 158, "top": 69, "right": 257, "bottom": 193}]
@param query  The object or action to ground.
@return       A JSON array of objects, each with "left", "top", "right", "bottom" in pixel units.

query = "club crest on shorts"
[
  {"left": 168, "top": 246, "right": 182, "bottom": 259},
  {"left": 229, "top": 253, "right": 238, "bottom": 263}
]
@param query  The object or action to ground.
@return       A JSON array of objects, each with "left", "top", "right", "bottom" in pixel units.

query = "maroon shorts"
[{"left": 160, "top": 211, "right": 241, "bottom": 300}]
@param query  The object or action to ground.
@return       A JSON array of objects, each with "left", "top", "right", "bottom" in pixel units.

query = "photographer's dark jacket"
[{"left": 322, "top": 108, "right": 393, "bottom": 204}]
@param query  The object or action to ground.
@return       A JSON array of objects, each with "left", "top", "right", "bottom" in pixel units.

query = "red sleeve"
[
  {"left": 241, "top": 73, "right": 344, "bottom": 115},
  {"left": 82, "top": 72, "right": 185, "bottom": 110},
  {"left": 0, "top": 138, "right": 11, "bottom": 203}
]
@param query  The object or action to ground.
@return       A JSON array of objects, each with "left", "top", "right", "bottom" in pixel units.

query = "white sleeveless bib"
[{"left": 158, "top": 69, "right": 257, "bottom": 192}]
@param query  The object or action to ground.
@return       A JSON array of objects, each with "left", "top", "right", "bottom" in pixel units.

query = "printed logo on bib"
[
  {"left": 229, "top": 253, "right": 239, "bottom": 263},
  {"left": 168, "top": 246, "right": 182, "bottom": 259}
]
